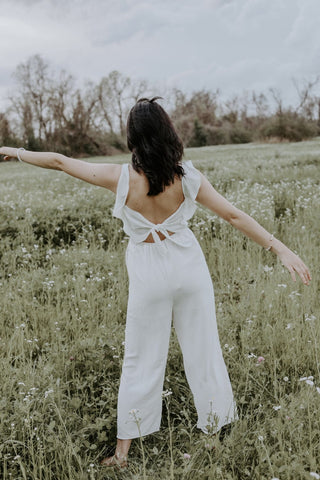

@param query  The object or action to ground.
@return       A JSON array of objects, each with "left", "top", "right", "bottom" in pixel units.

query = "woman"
[{"left": 0, "top": 97, "right": 311, "bottom": 469}]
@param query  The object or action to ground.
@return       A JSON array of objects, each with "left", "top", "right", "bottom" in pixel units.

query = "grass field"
[{"left": 0, "top": 139, "right": 319, "bottom": 480}]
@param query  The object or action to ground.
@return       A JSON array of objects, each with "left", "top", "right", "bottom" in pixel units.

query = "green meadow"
[{"left": 0, "top": 139, "right": 319, "bottom": 480}]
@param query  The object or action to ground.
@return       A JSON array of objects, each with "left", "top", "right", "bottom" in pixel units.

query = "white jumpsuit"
[{"left": 113, "top": 160, "right": 239, "bottom": 439}]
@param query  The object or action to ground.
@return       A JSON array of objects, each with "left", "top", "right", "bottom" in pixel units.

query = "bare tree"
[
  {"left": 169, "top": 88, "right": 220, "bottom": 145},
  {"left": 223, "top": 94, "right": 240, "bottom": 124},
  {"left": 49, "top": 70, "right": 75, "bottom": 135},
  {"left": 62, "top": 81, "right": 101, "bottom": 155},
  {"left": 251, "top": 91, "right": 269, "bottom": 118},
  {"left": 130, "top": 78, "right": 150, "bottom": 103},
  {"left": 269, "top": 87, "right": 283, "bottom": 115},
  {"left": 0, "top": 112, "right": 13, "bottom": 147},
  {"left": 97, "top": 70, "right": 151, "bottom": 136},
  {"left": 292, "top": 75, "right": 320, "bottom": 120},
  {"left": 97, "top": 71, "right": 131, "bottom": 136},
  {"left": 11, "top": 55, "right": 53, "bottom": 144},
  {"left": 171, "top": 88, "right": 219, "bottom": 123}
]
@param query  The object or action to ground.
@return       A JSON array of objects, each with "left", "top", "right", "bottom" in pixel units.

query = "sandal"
[{"left": 100, "top": 452, "right": 128, "bottom": 468}]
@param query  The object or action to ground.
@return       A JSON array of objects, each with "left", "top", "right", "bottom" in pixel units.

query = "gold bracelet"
[{"left": 265, "top": 234, "right": 274, "bottom": 251}]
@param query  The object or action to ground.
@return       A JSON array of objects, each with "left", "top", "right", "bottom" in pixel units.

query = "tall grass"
[{"left": 0, "top": 140, "right": 319, "bottom": 479}]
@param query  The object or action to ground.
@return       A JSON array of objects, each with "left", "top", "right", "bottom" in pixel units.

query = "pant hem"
[
  {"left": 197, "top": 416, "right": 239, "bottom": 435},
  {"left": 117, "top": 426, "right": 160, "bottom": 440}
]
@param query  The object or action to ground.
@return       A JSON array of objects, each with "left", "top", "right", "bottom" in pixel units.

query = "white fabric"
[
  {"left": 113, "top": 160, "right": 239, "bottom": 439},
  {"left": 112, "top": 160, "right": 201, "bottom": 251}
]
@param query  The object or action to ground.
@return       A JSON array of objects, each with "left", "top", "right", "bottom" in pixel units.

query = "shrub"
[
  {"left": 205, "top": 126, "right": 229, "bottom": 145},
  {"left": 187, "top": 119, "right": 208, "bottom": 147},
  {"left": 229, "top": 125, "right": 253, "bottom": 144},
  {"left": 259, "top": 112, "right": 318, "bottom": 142}
]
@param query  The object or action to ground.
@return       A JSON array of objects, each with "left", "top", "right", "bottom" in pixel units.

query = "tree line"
[{"left": 1, "top": 54, "right": 320, "bottom": 158}]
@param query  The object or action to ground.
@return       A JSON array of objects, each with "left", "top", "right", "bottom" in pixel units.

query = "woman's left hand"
[{"left": 276, "top": 247, "right": 312, "bottom": 285}]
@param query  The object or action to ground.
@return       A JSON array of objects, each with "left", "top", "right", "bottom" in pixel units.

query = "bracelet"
[
  {"left": 265, "top": 234, "right": 274, "bottom": 251},
  {"left": 16, "top": 147, "right": 26, "bottom": 163}
]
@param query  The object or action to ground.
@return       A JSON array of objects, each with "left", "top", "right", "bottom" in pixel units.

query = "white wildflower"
[
  {"left": 247, "top": 352, "right": 257, "bottom": 358},
  {"left": 263, "top": 265, "right": 273, "bottom": 273},
  {"left": 162, "top": 389, "right": 173, "bottom": 397},
  {"left": 44, "top": 389, "right": 54, "bottom": 399},
  {"left": 129, "top": 408, "right": 141, "bottom": 421}
]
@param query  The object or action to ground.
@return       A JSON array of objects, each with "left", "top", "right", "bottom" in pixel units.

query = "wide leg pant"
[{"left": 117, "top": 228, "right": 239, "bottom": 439}]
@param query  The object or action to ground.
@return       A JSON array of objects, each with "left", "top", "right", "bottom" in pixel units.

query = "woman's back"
[
  {"left": 125, "top": 164, "right": 185, "bottom": 225},
  {"left": 112, "top": 161, "right": 201, "bottom": 245}
]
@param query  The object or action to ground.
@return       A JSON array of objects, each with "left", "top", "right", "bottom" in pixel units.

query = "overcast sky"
[{"left": 0, "top": 0, "right": 320, "bottom": 110}]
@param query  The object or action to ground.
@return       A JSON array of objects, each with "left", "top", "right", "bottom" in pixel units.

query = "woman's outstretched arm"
[
  {"left": 196, "top": 172, "right": 312, "bottom": 286},
  {"left": 0, "top": 147, "right": 121, "bottom": 193}
]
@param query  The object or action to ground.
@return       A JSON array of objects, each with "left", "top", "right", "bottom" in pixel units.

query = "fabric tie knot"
[
  {"left": 150, "top": 225, "right": 170, "bottom": 246},
  {"left": 154, "top": 224, "right": 164, "bottom": 231},
  {"left": 147, "top": 225, "right": 193, "bottom": 256}
]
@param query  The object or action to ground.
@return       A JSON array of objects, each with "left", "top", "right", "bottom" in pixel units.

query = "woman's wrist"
[
  {"left": 269, "top": 238, "right": 288, "bottom": 256},
  {"left": 264, "top": 233, "right": 274, "bottom": 251},
  {"left": 16, "top": 147, "right": 26, "bottom": 162}
]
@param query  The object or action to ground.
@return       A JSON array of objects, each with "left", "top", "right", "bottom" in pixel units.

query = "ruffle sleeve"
[
  {"left": 112, "top": 163, "right": 129, "bottom": 219},
  {"left": 182, "top": 160, "right": 201, "bottom": 202}
]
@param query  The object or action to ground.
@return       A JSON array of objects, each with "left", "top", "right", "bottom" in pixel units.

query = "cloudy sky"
[{"left": 0, "top": 0, "right": 319, "bottom": 110}]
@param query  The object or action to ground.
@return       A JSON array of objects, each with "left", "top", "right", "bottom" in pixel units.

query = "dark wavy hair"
[{"left": 126, "top": 97, "right": 185, "bottom": 196}]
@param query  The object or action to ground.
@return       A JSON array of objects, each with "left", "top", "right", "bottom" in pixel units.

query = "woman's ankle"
[
  {"left": 115, "top": 451, "right": 128, "bottom": 460},
  {"left": 115, "top": 438, "right": 132, "bottom": 458}
]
